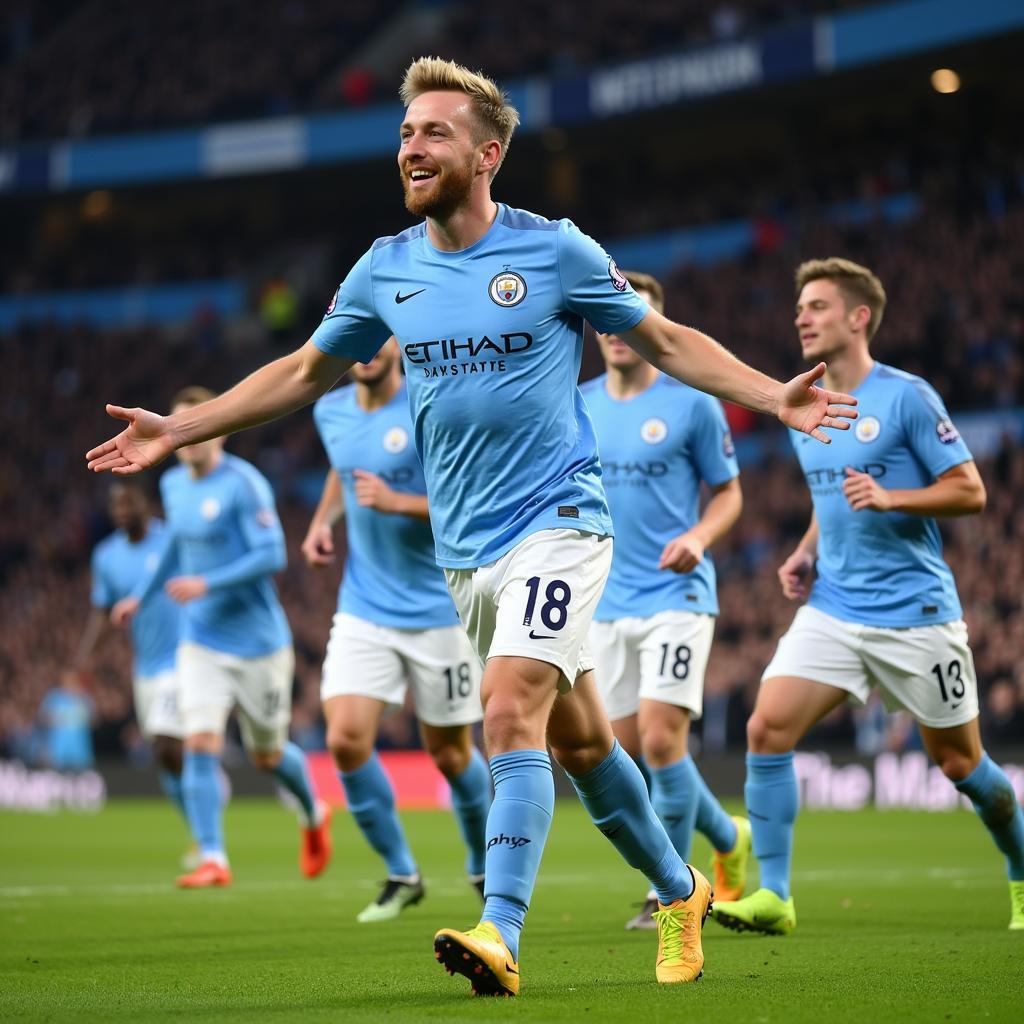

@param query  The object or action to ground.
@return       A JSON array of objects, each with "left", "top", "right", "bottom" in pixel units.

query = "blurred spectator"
[{"left": 38, "top": 669, "right": 94, "bottom": 771}]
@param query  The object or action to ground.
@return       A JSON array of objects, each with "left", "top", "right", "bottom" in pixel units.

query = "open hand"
[
  {"left": 86, "top": 405, "right": 179, "bottom": 475},
  {"left": 778, "top": 363, "right": 857, "bottom": 443}
]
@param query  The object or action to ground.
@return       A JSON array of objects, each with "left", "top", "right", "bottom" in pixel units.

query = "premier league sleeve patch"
[
  {"left": 325, "top": 287, "right": 339, "bottom": 316},
  {"left": 935, "top": 417, "right": 960, "bottom": 445},
  {"left": 608, "top": 259, "right": 629, "bottom": 293}
]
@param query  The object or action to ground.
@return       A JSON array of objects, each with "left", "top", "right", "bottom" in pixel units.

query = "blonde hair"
[
  {"left": 795, "top": 257, "right": 887, "bottom": 342},
  {"left": 400, "top": 57, "right": 520, "bottom": 178},
  {"left": 171, "top": 385, "right": 217, "bottom": 409},
  {"left": 622, "top": 270, "right": 664, "bottom": 313}
]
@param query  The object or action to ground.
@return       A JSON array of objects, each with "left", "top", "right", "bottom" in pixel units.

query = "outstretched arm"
[
  {"left": 86, "top": 341, "right": 354, "bottom": 475},
  {"left": 620, "top": 308, "right": 857, "bottom": 443}
]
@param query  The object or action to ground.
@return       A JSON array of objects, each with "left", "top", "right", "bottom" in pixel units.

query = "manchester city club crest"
[
  {"left": 200, "top": 497, "right": 221, "bottom": 521},
  {"left": 488, "top": 268, "right": 527, "bottom": 307},
  {"left": 641, "top": 417, "right": 668, "bottom": 444},
  {"left": 855, "top": 415, "right": 881, "bottom": 443},
  {"left": 383, "top": 426, "right": 409, "bottom": 453}
]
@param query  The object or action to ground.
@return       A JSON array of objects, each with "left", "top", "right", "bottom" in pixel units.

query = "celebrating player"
[
  {"left": 583, "top": 270, "right": 751, "bottom": 930},
  {"left": 304, "top": 339, "right": 489, "bottom": 922},
  {"left": 87, "top": 59, "right": 857, "bottom": 992},
  {"left": 77, "top": 481, "right": 190, "bottom": 846},
  {"left": 112, "top": 386, "right": 331, "bottom": 888},
  {"left": 713, "top": 258, "right": 1024, "bottom": 935}
]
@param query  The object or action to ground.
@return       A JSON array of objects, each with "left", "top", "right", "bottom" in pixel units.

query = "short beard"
[{"left": 401, "top": 159, "right": 475, "bottom": 219}]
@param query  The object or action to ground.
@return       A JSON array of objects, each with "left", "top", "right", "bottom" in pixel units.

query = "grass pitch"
[{"left": 1, "top": 798, "right": 1020, "bottom": 1022}]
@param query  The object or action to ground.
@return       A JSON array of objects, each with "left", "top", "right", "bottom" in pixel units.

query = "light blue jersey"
[
  {"left": 311, "top": 204, "right": 649, "bottom": 568},
  {"left": 139, "top": 453, "right": 291, "bottom": 657},
  {"left": 40, "top": 688, "right": 93, "bottom": 771},
  {"left": 583, "top": 373, "right": 738, "bottom": 620},
  {"left": 313, "top": 382, "right": 459, "bottom": 628},
  {"left": 91, "top": 519, "right": 180, "bottom": 676},
  {"left": 794, "top": 362, "right": 972, "bottom": 627}
]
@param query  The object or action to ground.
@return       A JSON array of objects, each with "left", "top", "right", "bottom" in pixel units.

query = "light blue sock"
[
  {"left": 158, "top": 769, "right": 187, "bottom": 822},
  {"left": 954, "top": 753, "right": 1024, "bottom": 881},
  {"left": 649, "top": 755, "right": 699, "bottom": 862},
  {"left": 690, "top": 756, "right": 738, "bottom": 853},
  {"left": 745, "top": 752, "right": 798, "bottom": 900},
  {"left": 182, "top": 751, "right": 224, "bottom": 859},
  {"left": 271, "top": 741, "right": 317, "bottom": 825},
  {"left": 569, "top": 741, "right": 694, "bottom": 904},
  {"left": 480, "top": 750, "right": 554, "bottom": 962},
  {"left": 448, "top": 747, "right": 491, "bottom": 877},
  {"left": 341, "top": 753, "right": 417, "bottom": 878}
]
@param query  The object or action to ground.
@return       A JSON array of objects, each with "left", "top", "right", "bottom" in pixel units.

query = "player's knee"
[
  {"left": 326, "top": 724, "right": 372, "bottom": 773},
  {"left": 483, "top": 699, "right": 539, "bottom": 753},
  {"left": 549, "top": 737, "right": 609, "bottom": 778},
  {"left": 640, "top": 727, "right": 684, "bottom": 768},
  {"left": 934, "top": 748, "right": 980, "bottom": 783},
  {"left": 430, "top": 743, "right": 470, "bottom": 780},
  {"left": 250, "top": 749, "right": 281, "bottom": 771},
  {"left": 746, "top": 710, "right": 793, "bottom": 754}
]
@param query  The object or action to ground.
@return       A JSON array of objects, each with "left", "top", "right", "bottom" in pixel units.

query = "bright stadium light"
[{"left": 931, "top": 68, "right": 960, "bottom": 94}]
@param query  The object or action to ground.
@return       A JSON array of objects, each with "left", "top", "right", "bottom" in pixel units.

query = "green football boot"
[
  {"left": 356, "top": 876, "right": 425, "bottom": 923},
  {"left": 1010, "top": 880, "right": 1024, "bottom": 931},
  {"left": 713, "top": 887, "right": 796, "bottom": 935}
]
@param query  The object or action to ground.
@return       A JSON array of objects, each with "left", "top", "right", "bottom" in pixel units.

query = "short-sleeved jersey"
[
  {"left": 312, "top": 382, "right": 459, "bottom": 629},
  {"left": 90, "top": 519, "right": 179, "bottom": 676},
  {"left": 583, "top": 373, "right": 739, "bottom": 620},
  {"left": 794, "top": 362, "right": 972, "bottom": 627},
  {"left": 159, "top": 454, "right": 291, "bottom": 657},
  {"left": 40, "top": 688, "right": 94, "bottom": 769},
  {"left": 311, "top": 204, "right": 650, "bottom": 569}
]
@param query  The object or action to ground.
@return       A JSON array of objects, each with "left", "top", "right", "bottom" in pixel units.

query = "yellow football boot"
[
  {"left": 653, "top": 866, "right": 713, "bottom": 983},
  {"left": 713, "top": 887, "right": 796, "bottom": 935},
  {"left": 434, "top": 921, "right": 520, "bottom": 997},
  {"left": 712, "top": 815, "right": 752, "bottom": 903},
  {"left": 1010, "top": 880, "right": 1024, "bottom": 931}
]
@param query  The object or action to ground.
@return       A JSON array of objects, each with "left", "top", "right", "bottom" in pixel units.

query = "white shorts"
[
  {"left": 591, "top": 611, "right": 715, "bottom": 721},
  {"left": 133, "top": 668, "right": 184, "bottom": 740},
  {"left": 445, "top": 528, "right": 613, "bottom": 693},
  {"left": 178, "top": 641, "right": 295, "bottom": 753},
  {"left": 320, "top": 612, "right": 483, "bottom": 727},
  {"left": 762, "top": 605, "right": 979, "bottom": 729}
]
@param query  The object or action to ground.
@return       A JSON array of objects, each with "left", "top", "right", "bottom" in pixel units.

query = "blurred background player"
[
  {"left": 38, "top": 669, "right": 95, "bottom": 773},
  {"left": 584, "top": 270, "right": 751, "bottom": 930},
  {"left": 713, "top": 258, "right": 1024, "bottom": 935},
  {"left": 114, "top": 386, "right": 331, "bottom": 888},
  {"left": 303, "top": 338, "right": 489, "bottom": 922},
  {"left": 76, "top": 480, "right": 189, "bottom": 848}
]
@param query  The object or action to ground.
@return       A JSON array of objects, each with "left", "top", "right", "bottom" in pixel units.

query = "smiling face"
[
  {"left": 397, "top": 90, "right": 497, "bottom": 219},
  {"left": 794, "top": 277, "right": 870, "bottom": 362}
]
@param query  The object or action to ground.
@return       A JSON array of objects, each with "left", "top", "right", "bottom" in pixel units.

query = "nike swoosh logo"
[
  {"left": 505, "top": 964, "right": 519, "bottom": 975},
  {"left": 395, "top": 288, "right": 425, "bottom": 304},
  {"left": 528, "top": 629, "right": 554, "bottom": 640},
  {"left": 951, "top": 701, "right": 963, "bottom": 710},
  {"left": 749, "top": 811, "right": 771, "bottom": 822}
]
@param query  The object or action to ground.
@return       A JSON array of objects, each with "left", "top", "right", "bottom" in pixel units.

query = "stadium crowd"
[{"left": 3, "top": 0, "right": 870, "bottom": 143}]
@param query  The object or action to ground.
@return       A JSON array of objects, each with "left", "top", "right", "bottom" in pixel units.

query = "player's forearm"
[
  {"left": 796, "top": 515, "right": 819, "bottom": 557},
  {"left": 311, "top": 469, "right": 345, "bottom": 530},
  {"left": 887, "top": 475, "right": 986, "bottom": 517},
  {"left": 690, "top": 480, "right": 742, "bottom": 549},
  {"left": 642, "top": 321, "right": 781, "bottom": 416},
  {"left": 74, "top": 609, "right": 108, "bottom": 667},
  {"left": 387, "top": 493, "right": 430, "bottom": 521},
  {"left": 170, "top": 342, "right": 350, "bottom": 446},
  {"left": 202, "top": 543, "right": 286, "bottom": 591}
]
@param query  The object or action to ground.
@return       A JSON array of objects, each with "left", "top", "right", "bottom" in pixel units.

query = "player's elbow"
[{"left": 965, "top": 479, "right": 987, "bottom": 514}]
